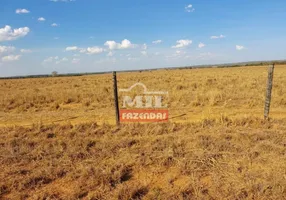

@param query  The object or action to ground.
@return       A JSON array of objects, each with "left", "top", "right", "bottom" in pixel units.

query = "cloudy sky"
[{"left": 1, "top": 0, "right": 286, "bottom": 76}]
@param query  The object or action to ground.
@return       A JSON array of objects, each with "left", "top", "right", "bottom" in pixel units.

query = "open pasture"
[
  {"left": 1, "top": 65, "right": 286, "bottom": 126},
  {"left": 0, "top": 65, "right": 286, "bottom": 199}
]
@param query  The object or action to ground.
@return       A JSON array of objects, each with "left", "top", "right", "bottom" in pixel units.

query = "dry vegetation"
[
  {"left": 1, "top": 65, "right": 286, "bottom": 126},
  {"left": 1, "top": 120, "right": 286, "bottom": 199},
  {"left": 0, "top": 65, "right": 286, "bottom": 199}
]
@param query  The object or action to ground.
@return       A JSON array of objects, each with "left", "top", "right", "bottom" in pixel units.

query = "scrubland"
[{"left": 0, "top": 65, "right": 286, "bottom": 199}]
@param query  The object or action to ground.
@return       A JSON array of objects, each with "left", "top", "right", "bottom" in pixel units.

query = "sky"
[{"left": 0, "top": 0, "right": 286, "bottom": 77}]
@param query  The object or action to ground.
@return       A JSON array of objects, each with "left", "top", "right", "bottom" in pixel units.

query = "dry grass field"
[
  {"left": 0, "top": 65, "right": 286, "bottom": 199},
  {"left": 1, "top": 65, "right": 286, "bottom": 127}
]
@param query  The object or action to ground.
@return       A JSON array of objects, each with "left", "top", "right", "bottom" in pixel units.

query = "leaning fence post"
[
  {"left": 264, "top": 64, "right": 275, "bottom": 120},
  {"left": 113, "top": 71, "right": 120, "bottom": 125}
]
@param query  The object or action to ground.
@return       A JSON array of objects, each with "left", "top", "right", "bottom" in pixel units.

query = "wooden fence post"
[
  {"left": 264, "top": 64, "right": 275, "bottom": 120},
  {"left": 113, "top": 71, "right": 120, "bottom": 125}
]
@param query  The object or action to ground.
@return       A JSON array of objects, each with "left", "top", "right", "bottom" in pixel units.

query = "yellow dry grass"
[
  {"left": 1, "top": 65, "right": 286, "bottom": 127},
  {"left": 1, "top": 120, "right": 286, "bottom": 199},
  {"left": 0, "top": 65, "right": 286, "bottom": 199}
]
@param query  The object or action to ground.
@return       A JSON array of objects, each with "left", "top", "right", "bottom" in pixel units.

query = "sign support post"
[{"left": 113, "top": 71, "right": 120, "bottom": 125}]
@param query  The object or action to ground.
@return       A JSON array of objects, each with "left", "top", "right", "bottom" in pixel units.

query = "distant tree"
[{"left": 51, "top": 71, "right": 58, "bottom": 77}]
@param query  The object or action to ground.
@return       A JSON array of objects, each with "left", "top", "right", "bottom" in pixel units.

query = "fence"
[
  {"left": 113, "top": 64, "right": 276, "bottom": 125},
  {"left": 0, "top": 64, "right": 278, "bottom": 127}
]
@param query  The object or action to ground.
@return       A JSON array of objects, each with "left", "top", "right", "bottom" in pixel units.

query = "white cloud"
[
  {"left": 0, "top": 25, "right": 30, "bottom": 42},
  {"left": 65, "top": 46, "right": 104, "bottom": 55},
  {"left": 121, "top": 39, "right": 134, "bottom": 49},
  {"left": 210, "top": 35, "right": 226, "bottom": 39},
  {"left": 152, "top": 40, "right": 162, "bottom": 44},
  {"left": 166, "top": 50, "right": 187, "bottom": 60},
  {"left": 38, "top": 17, "right": 46, "bottom": 21},
  {"left": 54, "top": 37, "right": 60, "bottom": 40},
  {"left": 198, "top": 42, "right": 205, "bottom": 48},
  {"left": 79, "top": 48, "right": 86, "bottom": 53},
  {"left": 0, "top": 46, "right": 15, "bottom": 54},
  {"left": 65, "top": 46, "right": 78, "bottom": 51},
  {"left": 141, "top": 51, "right": 147, "bottom": 56},
  {"left": 236, "top": 45, "right": 245, "bottom": 51},
  {"left": 16, "top": 9, "right": 30, "bottom": 14},
  {"left": 43, "top": 56, "right": 58, "bottom": 63},
  {"left": 72, "top": 58, "right": 80, "bottom": 64},
  {"left": 43, "top": 56, "right": 70, "bottom": 65},
  {"left": 107, "top": 52, "right": 114, "bottom": 57},
  {"left": 56, "top": 57, "right": 68, "bottom": 64},
  {"left": 2, "top": 55, "right": 21, "bottom": 62},
  {"left": 104, "top": 39, "right": 135, "bottom": 50},
  {"left": 51, "top": 23, "right": 59, "bottom": 27},
  {"left": 86, "top": 47, "right": 104, "bottom": 54},
  {"left": 172, "top": 40, "right": 192, "bottom": 48},
  {"left": 185, "top": 5, "right": 195, "bottom": 12},
  {"left": 142, "top": 43, "right": 147, "bottom": 50},
  {"left": 175, "top": 50, "right": 186, "bottom": 55},
  {"left": 104, "top": 41, "right": 118, "bottom": 50},
  {"left": 20, "top": 49, "right": 32, "bottom": 53}
]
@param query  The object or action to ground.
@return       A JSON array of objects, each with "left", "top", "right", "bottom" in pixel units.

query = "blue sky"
[{"left": 0, "top": 0, "right": 286, "bottom": 76}]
